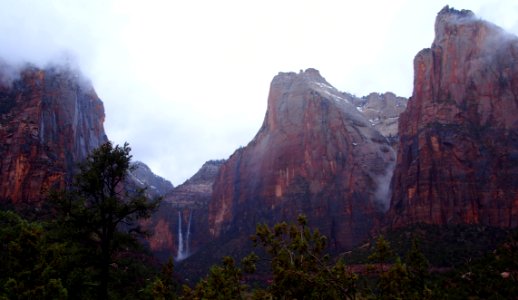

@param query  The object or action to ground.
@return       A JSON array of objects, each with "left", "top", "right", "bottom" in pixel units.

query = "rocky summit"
[
  {"left": 0, "top": 64, "right": 107, "bottom": 203},
  {"left": 389, "top": 6, "right": 518, "bottom": 228},
  {"left": 209, "top": 69, "right": 397, "bottom": 250}
]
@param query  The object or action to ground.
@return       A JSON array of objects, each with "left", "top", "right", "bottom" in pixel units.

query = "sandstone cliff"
[
  {"left": 389, "top": 6, "right": 518, "bottom": 227},
  {"left": 146, "top": 160, "right": 224, "bottom": 261},
  {"left": 209, "top": 69, "right": 396, "bottom": 250},
  {"left": 0, "top": 64, "right": 107, "bottom": 203}
]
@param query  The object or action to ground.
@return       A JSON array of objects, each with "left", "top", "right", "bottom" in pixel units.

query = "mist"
[{"left": 373, "top": 160, "right": 396, "bottom": 212}]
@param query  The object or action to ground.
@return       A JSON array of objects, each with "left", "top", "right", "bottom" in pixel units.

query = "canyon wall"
[
  {"left": 389, "top": 6, "right": 518, "bottom": 227},
  {"left": 0, "top": 64, "right": 107, "bottom": 203}
]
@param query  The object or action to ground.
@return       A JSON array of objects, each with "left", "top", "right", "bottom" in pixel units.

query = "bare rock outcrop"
[
  {"left": 0, "top": 64, "right": 107, "bottom": 203},
  {"left": 209, "top": 69, "right": 396, "bottom": 250},
  {"left": 389, "top": 6, "right": 518, "bottom": 227}
]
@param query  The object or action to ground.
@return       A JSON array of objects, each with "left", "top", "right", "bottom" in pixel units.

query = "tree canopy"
[{"left": 52, "top": 141, "right": 160, "bottom": 299}]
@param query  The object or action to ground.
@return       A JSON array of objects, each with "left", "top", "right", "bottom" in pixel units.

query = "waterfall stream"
[{"left": 176, "top": 210, "right": 193, "bottom": 261}]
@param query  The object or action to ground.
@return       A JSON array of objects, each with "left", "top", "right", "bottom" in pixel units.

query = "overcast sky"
[{"left": 0, "top": 0, "right": 517, "bottom": 185}]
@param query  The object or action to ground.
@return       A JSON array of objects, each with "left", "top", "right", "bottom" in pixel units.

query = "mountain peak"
[
  {"left": 266, "top": 68, "right": 367, "bottom": 133},
  {"left": 437, "top": 5, "right": 475, "bottom": 19},
  {"left": 390, "top": 7, "right": 518, "bottom": 228},
  {"left": 273, "top": 68, "right": 328, "bottom": 86},
  {"left": 209, "top": 68, "right": 396, "bottom": 249},
  {"left": 433, "top": 5, "right": 502, "bottom": 48},
  {"left": 298, "top": 67, "right": 324, "bottom": 81}
]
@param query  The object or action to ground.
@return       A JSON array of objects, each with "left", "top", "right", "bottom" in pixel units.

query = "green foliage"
[
  {"left": 246, "top": 215, "right": 358, "bottom": 299},
  {"left": 71, "top": 142, "right": 160, "bottom": 233},
  {"left": 1, "top": 142, "right": 169, "bottom": 300},
  {"left": 50, "top": 141, "right": 161, "bottom": 299},
  {"left": 366, "top": 235, "right": 432, "bottom": 300},
  {"left": 142, "top": 257, "right": 178, "bottom": 300},
  {"left": 378, "top": 257, "right": 410, "bottom": 300},
  {"left": 181, "top": 256, "right": 246, "bottom": 300},
  {"left": 0, "top": 210, "right": 69, "bottom": 299},
  {"left": 345, "top": 223, "right": 511, "bottom": 267},
  {"left": 404, "top": 238, "right": 432, "bottom": 299},
  {"left": 368, "top": 235, "right": 395, "bottom": 273},
  {"left": 433, "top": 230, "right": 518, "bottom": 299}
]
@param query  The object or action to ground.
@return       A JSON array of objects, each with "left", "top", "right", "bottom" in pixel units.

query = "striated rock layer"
[
  {"left": 146, "top": 160, "right": 224, "bottom": 261},
  {"left": 0, "top": 64, "right": 107, "bottom": 203},
  {"left": 389, "top": 7, "right": 518, "bottom": 228},
  {"left": 209, "top": 69, "right": 396, "bottom": 250}
]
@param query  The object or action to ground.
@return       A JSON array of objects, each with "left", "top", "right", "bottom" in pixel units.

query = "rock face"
[
  {"left": 352, "top": 92, "right": 408, "bottom": 148},
  {"left": 129, "top": 161, "right": 174, "bottom": 199},
  {"left": 165, "top": 160, "right": 224, "bottom": 208},
  {"left": 389, "top": 7, "right": 518, "bottom": 228},
  {"left": 146, "top": 160, "right": 224, "bottom": 261},
  {"left": 209, "top": 69, "right": 396, "bottom": 250},
  {"left": 0, "top": 64, "right": 108, "bottom": 203}
]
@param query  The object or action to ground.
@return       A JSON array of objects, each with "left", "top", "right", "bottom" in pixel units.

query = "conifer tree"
[
  {"left": 54, "top": 142, "right": 159, "bottom": 300},
  {"left": 245, "top": 215, "right": 358, "bottom": 299}
]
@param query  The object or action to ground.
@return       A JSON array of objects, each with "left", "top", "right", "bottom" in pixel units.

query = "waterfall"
[
  {"left": 176, "top": 211, "right": 184, "bottom": 260},
  {"left": 176, "top": 209, "right": 193, "bottom": 261}
]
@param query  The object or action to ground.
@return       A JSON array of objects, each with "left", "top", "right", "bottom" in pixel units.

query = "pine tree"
[
  {"left": 405, "top": 238, "right": 432, "bottom": 299},
  {"left": 53, "top": 142, "right": 160, "bottom": 300},
  {"left": 181, "top": 256, "right": 245, "bottom": 300},
  {"left": 0, "top": 211, "right": 68, "bottom": 299},
  {"left": 368, "top": 236, "right": 395, "bottom": 274},
  {"left": 245, "top": 215, "right": 358, "bottom": 299}
]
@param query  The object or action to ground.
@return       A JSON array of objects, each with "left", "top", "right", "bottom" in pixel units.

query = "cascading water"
[
  {"left": 176, "top": 209, "right": 193, "bottom": 261},
  {"left": 176, "top": 211, "right": 184, "bottom": 261}
]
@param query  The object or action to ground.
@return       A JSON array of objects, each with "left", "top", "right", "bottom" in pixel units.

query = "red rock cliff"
[
  {"left": 0, "top": 64, "right": 107, "bottom": 203},
  {"left": 209, "top": 69, "right": 396, "bottom": 250},
  {"left": 389, "top": 7, "right": 518, "bottom": 227}
]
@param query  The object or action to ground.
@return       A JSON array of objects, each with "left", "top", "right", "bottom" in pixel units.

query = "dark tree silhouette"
[{"left": 55, "top": 142, "right": 159, "bottom": 299}]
